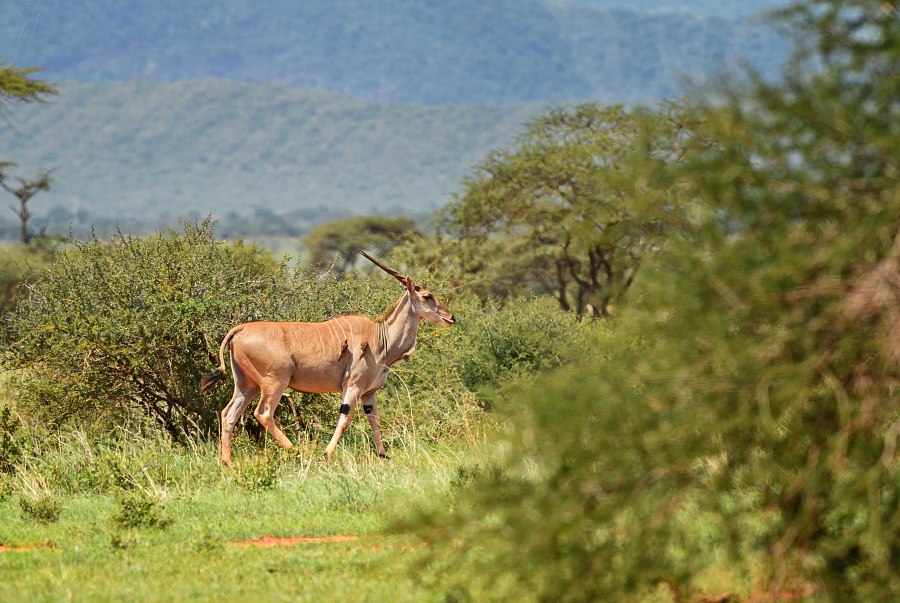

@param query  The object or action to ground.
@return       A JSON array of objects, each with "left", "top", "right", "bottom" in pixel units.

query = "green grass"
[
  {"left": 0, "top": 504, "right": 424, "bottom": 602},
  {"left": 0, "top": 431, "right": 477, "bottom": 602},
  {"left": 0, "top": 386, "right": 811, "bottom": 602}
]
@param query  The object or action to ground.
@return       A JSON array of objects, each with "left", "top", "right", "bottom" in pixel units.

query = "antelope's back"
[{"left": 232, "top": 318, "right": 377, "bottom": 393}]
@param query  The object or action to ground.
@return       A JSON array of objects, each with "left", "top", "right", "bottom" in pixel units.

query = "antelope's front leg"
[
  {"left": 361, "top": 391, "right": 389, "bottom": 458},
  {"left": 324, "top": 386, "right": 362, "bottom": 461}
]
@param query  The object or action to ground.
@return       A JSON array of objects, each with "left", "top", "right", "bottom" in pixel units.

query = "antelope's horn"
[{"left": 358, "top": 250, "right": 409, "bottom": 285}]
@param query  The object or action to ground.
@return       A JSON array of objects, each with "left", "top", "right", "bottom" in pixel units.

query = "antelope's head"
[
  {"left": 359, "top": 250, "right": 456, "bottom": 327},
  {"left": 409, "top": 283, "right": 455, "bottom": 327}
]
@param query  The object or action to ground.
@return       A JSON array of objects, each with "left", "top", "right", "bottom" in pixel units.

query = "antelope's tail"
[
  {"left": 199, "top": 325, "right": 244, "bottom": 394},
  {"left": 199, "top": 368, "right": 224, "bottom": 394}
]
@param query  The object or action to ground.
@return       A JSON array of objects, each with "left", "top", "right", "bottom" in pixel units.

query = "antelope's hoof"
[{"left": 378, "top": 453, "right": 391, "bottom": 460}]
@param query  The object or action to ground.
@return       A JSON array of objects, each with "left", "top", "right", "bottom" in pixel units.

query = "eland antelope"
[{"left": 199, "top": 250, "right": 455, "bottom": 465}]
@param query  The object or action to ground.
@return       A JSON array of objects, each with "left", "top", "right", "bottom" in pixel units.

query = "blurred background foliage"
[{"left": 400, "top": 0, "right": 900, "bottom": 600}]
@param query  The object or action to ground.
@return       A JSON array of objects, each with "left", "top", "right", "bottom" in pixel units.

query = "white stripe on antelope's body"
[{"left": 199, "top": 250, "right": 456, "bottom": 466}]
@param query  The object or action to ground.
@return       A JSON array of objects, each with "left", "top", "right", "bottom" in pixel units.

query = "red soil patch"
[
  {"left": 0, "top": 542, "right": 53, "bottom": 553},
  {"left": 228, "top": 535, "right": 359, "bottom": 548}
]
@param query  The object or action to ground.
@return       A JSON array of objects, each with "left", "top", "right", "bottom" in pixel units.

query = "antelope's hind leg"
[
  {"left": 253, "top": 381, "right": 295, "bottom": 452},
  {"left": 221, "top": 376, "right": 260, "bottom": 467}
]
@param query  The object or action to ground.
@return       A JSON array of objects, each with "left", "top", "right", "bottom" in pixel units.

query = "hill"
[
  {"left": 0, "top": 79, "right": 540, "bottom": 239},
  {"left": 1, "top": 0, "right": 788, "bottom": 105}
]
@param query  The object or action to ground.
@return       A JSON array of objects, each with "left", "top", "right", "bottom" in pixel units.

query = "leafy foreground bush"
[{"left": 404, "top": 1, "right": 900, "bottom": 601}]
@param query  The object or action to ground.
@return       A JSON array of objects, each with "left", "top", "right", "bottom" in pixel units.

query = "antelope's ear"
[{"left": 405, "top": 276, "right": 416, "bottom": 297}]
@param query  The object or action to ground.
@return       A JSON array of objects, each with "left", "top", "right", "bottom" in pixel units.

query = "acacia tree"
[
  {"left": 0, "top": 163, "right": 53, "bottom": 244},
  {"left": 303, "top": 215, "right": 420, "bottom": 273},
  {"left": 436, "top": 102, "right": 705, "bottom": 317},
  {"left": 0, "top": 60, "right": 57, "bottom": 243},
  {"left": 0, "top": 61, "right": 55, "bottom": 121}
]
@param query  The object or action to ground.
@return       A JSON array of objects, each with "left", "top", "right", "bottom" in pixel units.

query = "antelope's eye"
[{"left": 423, "top": 294, "right": 433, "bottom": 300}]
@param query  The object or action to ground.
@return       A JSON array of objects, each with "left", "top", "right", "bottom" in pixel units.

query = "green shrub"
[
  {"left": 0, "top": 238, "right": 58, "bottom": 314},
  {"left": 18, "top": 493, "right": 62, "bottom": 524},
  {"left": 113, "top": 491, "right": 171, "bottom": 529},
  {"left": 0, "top": 406, "right": 23, "bottom": 474},
  {"left": 0, "top": 219, "right": 288, "bottom": 436},
  {"left": 446, "top": 296, "right": 605, "bottom": 393}
]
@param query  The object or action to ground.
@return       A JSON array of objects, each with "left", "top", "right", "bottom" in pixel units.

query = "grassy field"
[
  {"left": 0, "top": 398, "right": 819, "bottom": 603},
  {"left": 0, "top": 426, "right": 479, "bottom": 603}
]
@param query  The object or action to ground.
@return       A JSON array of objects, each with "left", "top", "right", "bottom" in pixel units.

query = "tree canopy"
[
  {"left": 304, "top": 215, "right": 420, "bottom": 273},
  {"left": 423, "top": 101, "right": 707, "bottom": 317},
  {"left": 0, "top": 61, "right": 56, "bottom": 125}
]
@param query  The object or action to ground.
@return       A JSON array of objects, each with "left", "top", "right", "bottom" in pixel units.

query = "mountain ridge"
[{"left": 1, "top": 0, "right": 788, "bottom": 105}]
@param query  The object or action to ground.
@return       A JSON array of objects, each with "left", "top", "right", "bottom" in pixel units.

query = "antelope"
[{"left": 199, "top": 250, "right": 455, "bottom": 466}]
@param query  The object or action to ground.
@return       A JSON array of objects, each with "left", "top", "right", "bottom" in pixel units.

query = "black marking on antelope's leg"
[
  {"left": 325, "top": 388, "right": 362, "bottom": 461},
  {"left": 363, "top": 405, "right": 373, "bottom": 415}
]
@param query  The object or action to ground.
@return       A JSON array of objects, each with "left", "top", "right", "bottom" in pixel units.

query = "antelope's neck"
[{"left": 377, "top": 296, "right": 420, "bottom": 366}]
